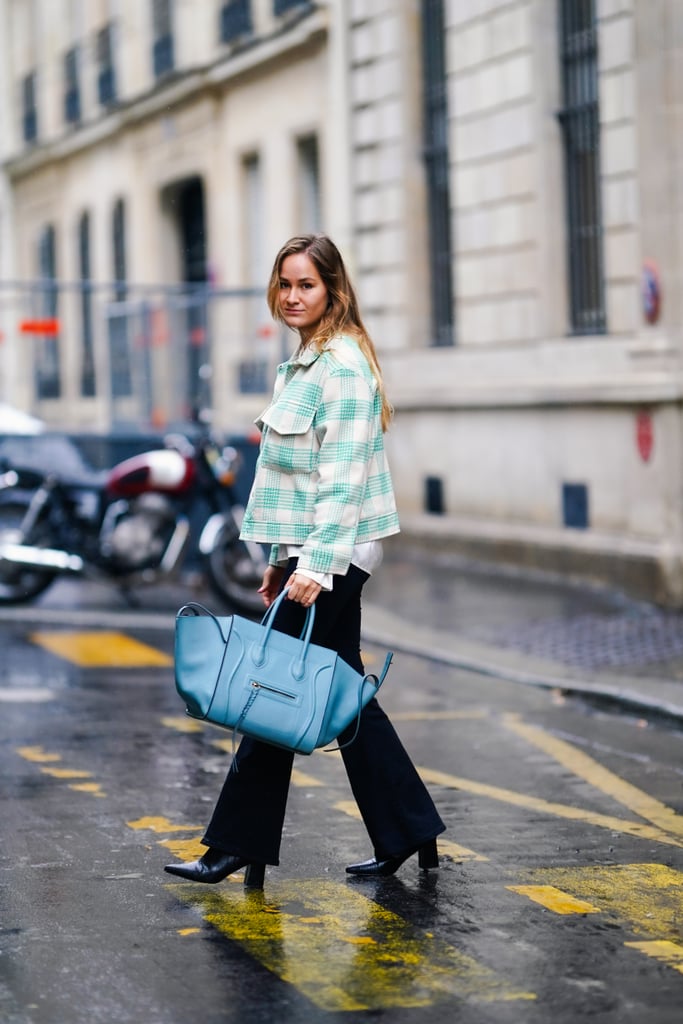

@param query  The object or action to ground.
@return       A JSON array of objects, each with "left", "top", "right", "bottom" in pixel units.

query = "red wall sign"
[
  {"left": 19, "top": 318, "right": 60, "bottom": 334},
  {"left": 636, "top": 409, "right": 654, "bottom": 462}
]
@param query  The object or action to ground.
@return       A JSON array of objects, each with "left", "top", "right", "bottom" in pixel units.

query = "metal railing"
[{"left": 0, "top": 280, "right": 283, "bottom": 431}]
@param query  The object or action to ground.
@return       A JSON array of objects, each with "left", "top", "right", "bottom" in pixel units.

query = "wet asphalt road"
[{"left": 1, "top": 574, "right": 683, "bottom": 1023}]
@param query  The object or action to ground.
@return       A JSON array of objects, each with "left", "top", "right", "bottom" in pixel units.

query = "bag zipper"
[{"left": 251, "top": 680, "right": 296, "bottom": 700}]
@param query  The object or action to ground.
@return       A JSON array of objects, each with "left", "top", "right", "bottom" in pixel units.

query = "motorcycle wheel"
[
  {"left": 0, "top": 500, "right": 56, "bottom": 603},
  {"left": 206, "top": 525, "right": 266, "bottom": 616}
]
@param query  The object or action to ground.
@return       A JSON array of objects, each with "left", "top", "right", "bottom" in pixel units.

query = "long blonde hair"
[{"left": 267, "top": 234, "right": 393, "bottom": 431}]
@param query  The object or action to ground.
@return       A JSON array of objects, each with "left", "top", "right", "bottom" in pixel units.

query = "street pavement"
[
  {"left": 3, "top": 551, "right": 683, "bottom": 1022},
  {"left": 363, "top": 544, "right": 683, "bottom": 728},
  {"left": 4, "top": 544, "right": 683, "bottom": 728}
]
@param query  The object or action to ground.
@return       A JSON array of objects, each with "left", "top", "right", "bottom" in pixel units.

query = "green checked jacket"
[{"left": 239, "top": 334, "right": 400, "bottom": 577}]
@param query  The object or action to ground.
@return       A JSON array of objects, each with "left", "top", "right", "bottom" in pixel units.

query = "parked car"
[{"left": 0, "top": 402, "right": 44, "bottom": 435}]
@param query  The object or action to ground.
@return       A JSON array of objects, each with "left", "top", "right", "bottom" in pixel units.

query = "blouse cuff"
[{"left": 295, "top": 567, "right": 333, "bottom": 591}]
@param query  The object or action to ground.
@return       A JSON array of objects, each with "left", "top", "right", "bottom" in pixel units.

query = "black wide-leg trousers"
[{"left": 202, "top": 560, "right": 445, "bottom": 865}]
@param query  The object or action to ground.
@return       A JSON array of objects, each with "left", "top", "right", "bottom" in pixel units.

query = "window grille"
[
  {"left": 22, "top": 72, "right": 38, "bottom": 143},
  {"left": 558, "top": 0, "right": 606, "bottom": 334},
  {"left": 152, "top": 0, "right": 174, "bottom": 77},
  {"left": 96, "top": 24, "right": 117, "bottom": 106},
  {"left": 79, "top": 213, "right": 96, "bottom": 397},
  {"left": 421, "top": 0, "right": 454, "bottom": 346},
  {"left": 36, "top": 227, "right": 61, "bottom": 399},
  {"left": 220, "top": 0, "right": 252, "bottom": 42},
  {"left": 64, "top": 47, "right": 81, "bottom": 124}
]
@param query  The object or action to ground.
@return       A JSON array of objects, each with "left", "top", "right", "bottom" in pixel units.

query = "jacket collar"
[
  {"left": 290, "top": 343, "right": 323, "bottom": 367},
  {"left": 279, "top": 343, "right": 324, "bottom": 372}
]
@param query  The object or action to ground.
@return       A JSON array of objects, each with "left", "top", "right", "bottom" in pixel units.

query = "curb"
[{"left": 361, "top": 608, "right": 683, "bottom": 728}]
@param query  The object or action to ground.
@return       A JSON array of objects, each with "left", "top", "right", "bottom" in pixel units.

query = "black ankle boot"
[
  {"left": 346, "top": 838, "right": 439, "bottom": 877},
  {"left": 164, "top": 848, "right": 265, "bottom": 886}
]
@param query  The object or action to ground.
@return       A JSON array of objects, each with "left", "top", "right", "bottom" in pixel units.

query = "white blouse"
[{"left": 284, "top": 540, "right": 383, "bottom": 590}]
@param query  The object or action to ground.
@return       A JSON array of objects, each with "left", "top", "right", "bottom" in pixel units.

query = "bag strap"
[
  {"left": 176, "top": 602, "right": 229, "bottom": 644},
  {"left": 324, "top": 652, "right": 394, "bottom": 752},
  {"left": 254, "top": 587, "right": 315, "bottom": 679}
]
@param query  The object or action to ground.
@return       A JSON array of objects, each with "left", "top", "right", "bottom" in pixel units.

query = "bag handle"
[
  {"left": 253, "top": 587, "right": 315, "bottom": 680},
  {"left": 324, "top": 651, "right": 394, "bottom": 751},
  {"left": 176, "top": 602, "right": 229, "bottom": 644}
]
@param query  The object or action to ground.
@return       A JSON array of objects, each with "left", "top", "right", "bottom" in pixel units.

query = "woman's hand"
[
  {"left": 286, "top": 573, "right": 322, "bottom": 607},
  {"left": 258, "top": 565, "right": 285, "bottom": 608}
]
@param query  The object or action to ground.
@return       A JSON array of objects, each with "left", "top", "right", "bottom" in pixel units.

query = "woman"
[{"left": 165, "top": 235, "right": 445, "bottom": 885}]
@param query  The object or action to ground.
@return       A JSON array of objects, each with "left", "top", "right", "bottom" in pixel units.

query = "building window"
[
  {"left": 64, "top": 47, "right": 81, "bottom": 125},
  {"left": 152, "top": 0, "right": 174, "bottom": 78},
  {"left": 78, "top": 213, "right": 96, "bottom": 397},
  {"left": 273, "top": 0, "right": 310, "bottom": 15},
  {"left": 421, "top": 0, "right": 454, "bottom": 346},
  {"left": 239, "top": 154, "right": 269, "bottom": 394},
  {"left": 36, "top": 226, "right": 61, "bottom": 399},
  {"left": 558, "top": 0, "right": 606, "bottom": 335},
  {"left": 96, "top": 23, "right": 117, "bottom": 107},
  {"left": 297, "top": 134, "right": 321, "bottom": 232},
  {"left": 22, "top": 71, "right": 38, "bottom": 143},
  {"left": 220, "top": 0, "right": 252, "bottom": 43},
  {"left": 243, "top": 155, "right": 264, "bottom": 285}
]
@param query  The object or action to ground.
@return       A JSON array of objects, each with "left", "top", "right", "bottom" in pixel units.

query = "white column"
[{"left": 0, "top": 0, "right": 22, "bottom": 406}]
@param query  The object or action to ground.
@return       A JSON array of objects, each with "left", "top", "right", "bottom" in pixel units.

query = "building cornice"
[
  {"left": 391, "top": 376, "right": 683, "bottom": 411},
  {"left": 385, "top": 335, "right": 683, "bottom": 409},
  {"left": 4, "top": 7, "right": 327, "bottom": 181}
]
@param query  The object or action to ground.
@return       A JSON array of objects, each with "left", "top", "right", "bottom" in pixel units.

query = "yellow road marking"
[
  {"left": 206, "top": 740, "right": 333, "bottom": 765},
  {"left": 518, "top": 864, "right": 683, "bottom": 942},
  {"left": 503, "top": 715, "right": 683, "bottom": 839},
  {"left": 16, "top": 746, "right": 61, "bottom": 763},
  {"left": 17, "top": 746, "right": 104, "bottom": 795},
  {"left": 417, "top": 766, "right": 683, "bottom": 848},
  {"left": 291, "top": 768, "right": 325, "bottom": 787},
  {"left": 69, "top": 782, "right": 105, "bottom": 797},
  {"left": 334, "top": 799, "right": 363, "bottom": 821},
  {"left": 507, "top": 885, "right": 600, "bottom": 915},
  {"left": 178, "top": 928, "right": 201, "bottom": 937},
  {"left": 127, "top": 816, "right": 203, "bottom": 834},
  {"left": 333, "top": 803, "right": 487, "bottom": 862},
  {"left": 439, "top": 839, "right": 489, "bottom": 863},
  {"left": 211, "top": 739, "right": 235, "bottom": 754},
  {"left": 169, "top": 880, "right": 535, "bottom": 1009},
  {"left": 161, "top": 715, "right": 203, "bottom": 733},
  {"left": 624, "top": 940, "right": 683, "bottom": 974},
  {"left": 392, "top": 710, "right": 490, "bottom": 721},
  {"left": 30, "top": 630, "right": 172, "bottom": 667},
  {"left": 40, "top": 767, "right": 92, "bottom": 779},
  {"left": 159, "top": 837, "right": 207, "bottom": 860}
]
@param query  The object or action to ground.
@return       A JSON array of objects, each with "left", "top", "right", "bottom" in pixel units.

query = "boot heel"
[
  {"left": 244, "top": 863, "right": 265, "bottom": 888},
  {"left": 418, "top": 839, "right": 439, "bottom": 870}
]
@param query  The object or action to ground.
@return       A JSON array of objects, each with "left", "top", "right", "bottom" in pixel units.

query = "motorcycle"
[{"left": 0, "top": 425, "right": 266, "bottom": 613}]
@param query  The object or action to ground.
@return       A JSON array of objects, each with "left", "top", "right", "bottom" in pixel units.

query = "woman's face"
[{"left": 278, "top": 252, "right": 329, "bottom": 339}]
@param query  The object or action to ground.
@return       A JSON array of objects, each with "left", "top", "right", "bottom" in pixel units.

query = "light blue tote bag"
[{"left": 174, "top": 589, "right": 393, "bottom": 755}]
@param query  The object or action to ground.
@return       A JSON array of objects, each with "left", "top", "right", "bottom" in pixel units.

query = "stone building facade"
[{"left": 1, "top": 0, "right": 682, "bottom": 602}]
